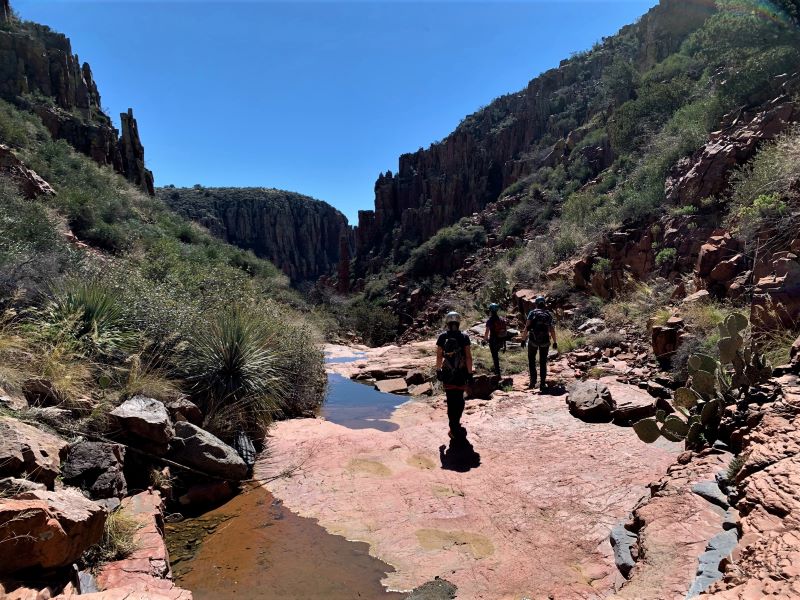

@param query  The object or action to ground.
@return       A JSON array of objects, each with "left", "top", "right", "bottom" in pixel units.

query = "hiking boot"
[
  {"left": 528, "top": 380, "right": 536, "bottom": 389},
  {"left": 539, "top": 381, "right": 546, "bottom": 392}
]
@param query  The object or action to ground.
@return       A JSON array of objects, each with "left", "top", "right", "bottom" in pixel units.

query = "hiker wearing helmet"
[
  {"left": 483, "top": 303, "right": 507, "bottom": 376},
  {"left": 521, "top": 296, "right": 557, "bottom": 391},
  {"left": 436, "top": 311, "right": 474, "bottom": 439}
]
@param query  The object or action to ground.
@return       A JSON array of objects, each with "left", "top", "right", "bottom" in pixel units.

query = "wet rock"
[
  {"left": 566, "top": 381, "right": 615, "bottom": 422},
  {"left": 610, "top": 523, "right": 637, "bottom": 577},
  {"left": 691, "top": 480, "right": 729, "bottom": 509},
  {"left": 178, "top": 480, "right": 237, "bottom": 508},
  {"left": 166, "top": 397, "right": 203, "bottom": 426},
  {"left": 110, "top": 396, "right": 174, "bottom": 453},
  {"left": 62, "top": 441, "right": 127, "bottom": 500},
  {"left": 0, "top": 416, "right": 68, "bottom": 488},
  {"left": 0, "top": 488, "right": 105, "bottom": 574},
  {"left": 169, "top": 422, "right": 248, "bottom": 480},
  {"left": 686, "top": 529, "right": 738, "bottom": 598},
  {"left": 375, "top": 378, "right": 409, "bottom": 394}
]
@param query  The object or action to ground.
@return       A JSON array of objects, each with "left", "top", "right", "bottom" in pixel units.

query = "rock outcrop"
[
  {"left": 0, "top": 416, "right": 67, "bottom": 488},
  {"left": 169, "top": 422, "right": 248, "bottom": 480},
  {"left": 354, "top": 0, "right": 715, "bottom": 271},
  {"left": 0, "top": 488, "right": 106, "bottom": 574},
  {"left": 160, "top": 186, "right": 353, "bottom": 282},
  {"left": 0, "top": 11, "right": 153, "bottom": 193},
  {"left": 0, "top": 143, "right": 55, "bottom": 198},
  {"left": 62, "top": 441, "right": 127, "bottom": 500}
]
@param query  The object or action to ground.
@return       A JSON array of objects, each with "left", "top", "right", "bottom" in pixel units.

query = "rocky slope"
[
  {"left": 160, "top": 186, "right": 353, "bottom": 283},
  {"left": 353, "top": 0, "right": 715, "bottom": 272},
  {"left": 0, "top": 2, "right": 153, "bottom": 194}
]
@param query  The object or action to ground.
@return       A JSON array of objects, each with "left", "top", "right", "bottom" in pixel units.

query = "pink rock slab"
[{"left": 259, "top": 378, "right": 681, "bottom": 599}]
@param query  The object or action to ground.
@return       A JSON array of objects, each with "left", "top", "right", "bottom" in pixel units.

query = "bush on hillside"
[{"left": 405, "top": 223, "right": 486, "bottom": 278}]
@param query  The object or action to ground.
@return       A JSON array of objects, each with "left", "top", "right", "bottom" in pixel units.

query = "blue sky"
[{"left": 16, "top": 1, "right": 656, "bottom": 223}]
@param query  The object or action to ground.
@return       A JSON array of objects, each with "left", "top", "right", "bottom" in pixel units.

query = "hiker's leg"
[
  {"left": 528, "top": 343, "right": 536, "bottom": 385},
  {"left": 490, "top": 341, "right": 501, "bottom": 375},
  {"left": 446, "top": 388, "right": 465, "bottom": 432},
  {"left": 539, "top": 344, "right": 550, "bottom": 387}
]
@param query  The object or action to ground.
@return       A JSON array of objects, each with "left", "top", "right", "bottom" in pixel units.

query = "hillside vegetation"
[{"left": 0, "top": 97, "right": 326, "bottom": 443}]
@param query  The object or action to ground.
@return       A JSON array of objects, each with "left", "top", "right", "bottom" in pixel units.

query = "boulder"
[
  {"left": 0, "top": 387, "right": 27, "bottom": 411},
  {"left": 468, "top": 375, "right": 509, "bottom": 400},
  {"left": 409, "top": 382, "right": 433, "bottom": 396},
  {"left": 374, "top": 378, "right": 408, "bottom": 394},
  {"left": 0, "top": 416, "right": 68, "bottom": 488},
  {"left": 62, "top": 441, "right": 127, "bottom": 499},
  {"left": 709, "top": 253, "right": 746, "bottom": 283},
  {"left": 651, "top": 325, "right": 680, "bottom": 361},
  {"left": 0, "top": 488, "right": 106, "bottom": 574},
  {"left": 0, "top": 143, "right": 56, "bottom": 199},
  {"left": 405, "top": 370, "right": 427, "bottom": 386},
  {"left": 110, "top": 396, "right": 174, "bottom": 452},
  {"left": 178, "top": 480, "right": 237, "bottom": 508},
  {"left": 169, "top": 422, "right": 248, "bottom": 480},
  {"left": 567, "top": 382, "right": 615, "bottom": 422},
  {"left": 166, "top": 397, "right": 203, "bottom": 426},
  {"left": 751, "top": 253, "right": 800, "bottom": 329},
  {"left": 605, "top": 381, "right": 657, "bottom": 426},
  {"left": 682, "top": 289, "right": 710, "bottom": 304},
  {"left": 0, "top": 476, "right": 46, "bottom": 496}
]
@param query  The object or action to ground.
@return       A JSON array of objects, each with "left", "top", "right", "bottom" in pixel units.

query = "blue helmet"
[
  {"left": 488, "top": 303, "right": 500, "bottom": 313},
  {"left": 535, "top": 296, "right": 546, "bottom": 307}
]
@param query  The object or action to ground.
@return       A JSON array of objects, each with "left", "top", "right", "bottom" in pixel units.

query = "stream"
[{"left": 166, "top": 352, "right": 407, "bottom": 599}]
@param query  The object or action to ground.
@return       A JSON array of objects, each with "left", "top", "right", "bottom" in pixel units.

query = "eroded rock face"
[
  {"left": 354, "top": 0, "right": 714, "bottom": 272},
  {"left": 751, "top": 252, "right": 800, "bottom": 330},
  {"left": 62, "top": 441, "right": 127, "bottom": 500},
  {"left": 0, "top": 143, "right": 55, "bottom": 198},
  {"left": 169, "top": 422, "right": 248, "bottom": 480},
  {"left": 0, "top": 416, "right": 67, "bottom": 488},
  {"left": 119, "top": 109, "right": 154, "bottom": 196},
  {"left": 0, "top": 488, "right": 105, "bottom": 574},
  {"left": 0, "top": 20, "right": 152, "bottom": 193},
  {"left": 665, "top": 101, "right": 798, "bottom": 207},
  {"left": 701, "top": 375, "right": 800, "bottom": 598},
  {"left": 160, "top": 186, "right": 353, "bottom": 283}
]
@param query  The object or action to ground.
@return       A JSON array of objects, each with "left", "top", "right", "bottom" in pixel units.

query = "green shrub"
[
  {"left": 405, "top": 223, "right": 486, "bottom": 278},
  {"left": 592, "top": 258, "right": 612, "bottom": 275},
  {"left": 655, "top": 247, "right": 677, "bottom": 268}
]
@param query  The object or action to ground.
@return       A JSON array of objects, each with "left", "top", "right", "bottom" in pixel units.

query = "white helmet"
[{"left": 445, "top": 311, "right": 461, "bottom": 325}]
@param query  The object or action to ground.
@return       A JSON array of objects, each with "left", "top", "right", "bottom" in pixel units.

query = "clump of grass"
[
  {"left": 558, "top": 330, "right": 585, "bottom": 353},
  {"left": 83, "top": 508, "right": 140, "bottom": 567},
  {"left": 586, "top": 331, "right": 625, "bottom": 349},
  {"left": 727, "top": 453, "right": 748, "bottom": 482},
  {"left": 755, "top": 327, "right": 800, "bottom": 367}
]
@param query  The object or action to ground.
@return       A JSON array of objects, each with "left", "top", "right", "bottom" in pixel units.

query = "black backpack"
[
  {"left": 528, "top": 309, "right": 551, "bottom": 346},
  {"left": 441, "top": 334, "right": 467, "bottom": 385}
]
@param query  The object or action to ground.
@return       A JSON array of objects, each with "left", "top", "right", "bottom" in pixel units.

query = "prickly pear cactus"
[{"left": 633, "top": 311, "right": 772, "bottom": 449}]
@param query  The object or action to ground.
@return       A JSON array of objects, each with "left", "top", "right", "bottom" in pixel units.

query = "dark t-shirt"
[
  {"left": 485, "top": 315, "right": 500, "bottom": 341},
  {"left": 437, "top": 330, "right": 471, "bottom": 350}
]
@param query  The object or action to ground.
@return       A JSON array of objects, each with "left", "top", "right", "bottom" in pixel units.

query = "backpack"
[
  {"left": 441, "top": 334, "right": 467, "bottom": 385},
  {"left": 528, "top": 309, "right": 551, "bottom": 346},
  {"left": 491, "top": 317, "right": 508, "bottom": 339}
]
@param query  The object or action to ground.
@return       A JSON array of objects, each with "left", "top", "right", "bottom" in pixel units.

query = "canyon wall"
[
  {"left": 0, "top": 8, "right": 153, "bottom": 194},
  {"left": 161, "top": 186, "right": 353, "bottom": 283},
  {"left": 355, "top": 0, "right": 715, "bottom": 271}
]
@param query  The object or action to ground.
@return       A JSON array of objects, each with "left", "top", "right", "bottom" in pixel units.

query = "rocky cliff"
[
  {"left": 160, "top": 186, "right": 353, "bottom": 283},
  {"left": 354, "top": 0, "right": 715, "bottom": 271},
  {"left": 0, "top": 5, "right": 153, "bottom": 194}
]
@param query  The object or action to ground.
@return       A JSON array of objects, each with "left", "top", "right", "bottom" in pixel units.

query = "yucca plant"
[
  {"left": 181, "top": 306, "right": 286, "bottom": 439},
  {"left": 39, "top": 279, "right": 137, "bottom": 359}
]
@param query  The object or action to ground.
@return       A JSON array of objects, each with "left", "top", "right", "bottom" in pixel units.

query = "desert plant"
[
  {"left": 634, "top": 312, "right": 772, "bottom": 449},
  {"left": 38, "top": 280, "right": 137, "bottom": 359},
  {"left": 181, "top": 306, "right": 286, "bottom": 437},
  {"left": 586, "top": 331, "right": 625, "bottom": 349},
  {"left": 82, "top": 508, "right": 140, "bottom": 567}
]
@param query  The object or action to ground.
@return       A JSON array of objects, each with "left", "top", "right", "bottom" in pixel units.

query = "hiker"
[
  {"left": 483, "top": 303, "right": 507, "bottom": 376},
  {"left": 521, "top": 296, "right": 557, "bottom": 390},
  {"left": 436, "top": 311, "right": 474, "bottom": 439}
]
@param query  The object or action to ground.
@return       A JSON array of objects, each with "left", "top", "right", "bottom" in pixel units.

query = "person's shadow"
[{"left": 439, "top": 431, "right": 481, "bottom": 472}]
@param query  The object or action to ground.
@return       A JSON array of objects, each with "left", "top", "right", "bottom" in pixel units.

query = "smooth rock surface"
[
  {"left": 263, "top": 345, "right": 680, "bottom": 599},
  {"left": 375, "top": 378, "right": 409, "bottom": 394}
]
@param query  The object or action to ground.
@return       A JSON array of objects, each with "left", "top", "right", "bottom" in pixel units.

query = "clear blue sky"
[{"left": 16, "top": 1, "right": 656, "bottom": 223}]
